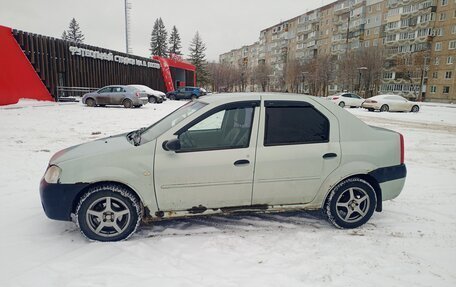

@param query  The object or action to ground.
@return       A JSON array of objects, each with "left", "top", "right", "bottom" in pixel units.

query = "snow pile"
[{"left": 0, "top": 101, "right": 455, "bottom": 286}]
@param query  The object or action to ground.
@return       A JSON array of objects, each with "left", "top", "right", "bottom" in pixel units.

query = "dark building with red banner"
[{"left": 0, "top": 25, "right": 196, "bottom": 106}]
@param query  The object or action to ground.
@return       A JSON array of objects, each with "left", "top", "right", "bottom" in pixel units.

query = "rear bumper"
[
  {"left": 362, "top": 103, "right": 381, "bottom": 110},
  {"left": 369, "top": 164, "right": 407, "bottom": 201},
  {"left": 40, "top": 178, "right": 89, "bottom": 221}
]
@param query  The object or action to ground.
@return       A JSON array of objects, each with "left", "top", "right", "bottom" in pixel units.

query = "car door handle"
[
  {"left": 234, "top": 159, "right": 250, "bottom": 166},
  {"left": 323, "top": 153, "right": 338, "bottom": 159}
]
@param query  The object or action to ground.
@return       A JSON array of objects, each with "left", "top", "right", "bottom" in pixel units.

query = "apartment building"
[{"left": 219, "top": 0, "right": 456, "bottom": 102}]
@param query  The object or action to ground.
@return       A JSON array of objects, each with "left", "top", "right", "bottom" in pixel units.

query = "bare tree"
[
  {"left": 285, "top": 58, "right": 304, "bottom": 93},
  {"left": 252, "top": 62, "right": 272, "bottom": 92},
  {"left": 395, "top": 50, "right": 429, "bottom": 100}
]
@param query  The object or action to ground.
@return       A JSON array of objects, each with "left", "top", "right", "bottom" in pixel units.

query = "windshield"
[{"left": 139, "top": 101, "right": 207, "bottom": 144}]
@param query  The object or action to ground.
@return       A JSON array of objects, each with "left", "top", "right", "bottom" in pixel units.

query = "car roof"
[{"left": 197, "top": 92, "right": 321, "bottom": 105}]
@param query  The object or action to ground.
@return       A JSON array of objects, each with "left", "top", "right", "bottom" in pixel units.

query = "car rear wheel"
[
  {"left": 368, "top": 108, "right": 374, "bottom": 112},
  {"left": 76, "top": 184, "right": 142, "bottom": 242},
  {"left": 86, "top": 98, "right": 96, "bottom": 107},
  {"left": 325, "top": 178, "right": 377, "bottom": 229},
  {"left": 338, "top": 101, "right": 345, "bottom": 108},
  {"left": 380, "top": 104, "right": 389, "bottom": 112},
  {"left": 169, "top": 95, "right": 176, "bottom": 101},
  {"left": 411, "top": 105, "right": 419, "bottom": 113},
  {"left": 123, "top": 99, "right": 133, "bottom": 109},
  {"left": 148, "top": 96, "right": 157, "bottom": 104}
]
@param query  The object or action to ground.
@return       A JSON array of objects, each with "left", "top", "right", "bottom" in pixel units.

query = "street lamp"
[{"left": 357, "top": 67, "right": 367, "bottom": 95}]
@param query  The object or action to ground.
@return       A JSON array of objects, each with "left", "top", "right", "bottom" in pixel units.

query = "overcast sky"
[{"left": 1, "top": 0, "right": 331, "bottom": 61}]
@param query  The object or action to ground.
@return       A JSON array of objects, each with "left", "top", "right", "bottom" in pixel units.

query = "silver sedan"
[{"left": 82, "top": 85, "right": 149, "bottom": 108}]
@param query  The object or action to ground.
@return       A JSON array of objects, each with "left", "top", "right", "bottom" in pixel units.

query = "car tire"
[
  {"left": 325, "top": 177, "right": 377, "bottom": 229},
  {"left": 380, "top": 104, "right": 389, "bottom": 112},
  {"left": 86, "top": 98, "right": 96, "bottom": 107},
  {"left": 191, "top": 95, "right": 197, "bottom": 100},
  {"left": 148, "top": 96, "right": 157, "bottom": 104},
  {"left": 368, "top": 108, "right": 374, "bottom": 112},
  {"left": 75, "top": 184, "right": 142, "bottom": 242},
  {"left": 411, "top": 105, "right": 419, "bottom": 113},
  {"left": 169, "top": 95, "right": 176, "bottom": 101},
  {"left": 99, "top": 104, "right": 106, "bottom": 107},
  {"left": 123, "top": 99, "right": 133, "bottom": 109},
  {"left": 338, "top": 101, "right": 345, "bottom": 108}
]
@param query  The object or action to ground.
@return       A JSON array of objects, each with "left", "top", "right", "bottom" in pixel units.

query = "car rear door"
[
  {"left": 110, "top": 87, "right": 125, "bottom": 105},
  {"left": 252, "top": 99, "right": 341, "bottom": 205},
  {"left": 153, "top": 101, "right": 260, "bottom": 211}
]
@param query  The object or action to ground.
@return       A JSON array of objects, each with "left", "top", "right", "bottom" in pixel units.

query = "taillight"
[
  {"left": 135, "top": 92, "right": 140, "bottom": 97},
  {"left": 332, "top": 97, "right": 339, "bottom": 100},
  {"left": 399, "top": 133, "right": 404, "bottom": 164}
]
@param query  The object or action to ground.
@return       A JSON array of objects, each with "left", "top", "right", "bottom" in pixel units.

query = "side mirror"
[{"left": 162, "top": 139, "right": 181, "bottom": 151}]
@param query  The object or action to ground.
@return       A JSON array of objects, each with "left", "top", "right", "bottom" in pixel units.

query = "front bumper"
[{"left": 40, "top": 178, "right": 89, "bottom": 221}]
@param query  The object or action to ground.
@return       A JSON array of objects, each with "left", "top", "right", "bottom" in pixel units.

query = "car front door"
[
  {"left": 252, "top": 100, "right": 341, "bottom": 205},
  {"left": 96, "top": 87, "right": 112, "bottom": 104},
  {"left": 176, "top": 88, "right": 186, "bottom": 99},
  {"left": 154, "top": 101, "right": 260, "bottom": 211},
  {"left": 351, "top": 94, "right": 364, "bottom": 107}
]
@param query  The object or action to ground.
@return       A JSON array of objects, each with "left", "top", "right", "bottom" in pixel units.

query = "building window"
[
  {"left": 443, "top": 86, "right": 450, "bottom": 94},
  {"left": 449, "top": 40, "right": 456, "bottom": 50},
  {"left": 434, "top": 57, "right": 440, "bottom": 65},
  {"left": 430, "top": 86, "right": 437, "bottom": 93},
  {"left": 365, "top": 41, "right": 370, "bottom": 48},
  {"left": 432, "top": 72, "right": 439, "bottom": 78},
  {"left": 383, "top": 72, "right": 394, "bottom": 79},
  {"left": 453, "top": 25, "right": 456, "bottom": 34},
  {"left": 445, "top": 71, "right": 452, "bottom": 79},
  {"left": 373, "top": 39, "right": 378, "bottom": 46},
  {"left": 441, "top": 0, "right": 448, "bottom": 5},
  {"left": 439, "top": 13, "right": 446, "bottom": 21},
  {"left": 448, "top": 56, "right": 454, "bottom": 64},
  {"left": 435, "top": 42, "right": 442, "bottom": 51}
]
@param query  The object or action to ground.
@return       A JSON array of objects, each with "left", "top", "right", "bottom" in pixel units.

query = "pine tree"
[
  {"left": 62, "top": 18, "right": 85, "bottom": 43},
  {"left": 189, "top": 31, "right": 209, "bottom": 86},
  {"left": 168, "top": 26, "right": 182, "bottom": 56},
  {"left": 150, "top": 18, "right": 168, "bottom": 57}
]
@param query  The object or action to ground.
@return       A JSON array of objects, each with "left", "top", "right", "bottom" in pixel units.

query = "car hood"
[{"left": 49, "top": 132, "right": 130, "bottom": 165}]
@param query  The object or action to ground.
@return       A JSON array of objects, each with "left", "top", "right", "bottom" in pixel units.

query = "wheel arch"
[
  {"left": 322, "top": 173, "right": 382, "bottom": 212},
  {"left": 71, "top": 181, "right": 144, "bottom": 216}
]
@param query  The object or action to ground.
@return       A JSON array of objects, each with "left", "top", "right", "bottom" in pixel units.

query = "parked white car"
[
  {"left": 40, "top": 93, "right": 406, "bottom": 241},
  {"left": 362, "top": 95, "right": 420, "bottom": 112},
  {"left": 327, "top": 92, "right": 364, "bottom": 108},
  {"left": 128, "top": 84, "right": 166, "bottom": 104}
]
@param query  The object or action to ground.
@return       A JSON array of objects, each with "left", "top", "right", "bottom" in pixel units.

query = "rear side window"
[{"left": 264, "top": 105, "right": 329, "bottom": 146}]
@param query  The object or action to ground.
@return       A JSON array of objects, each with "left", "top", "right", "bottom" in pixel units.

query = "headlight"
[{"left": 44, "top": 165, "right": 62, "bottom": 184}]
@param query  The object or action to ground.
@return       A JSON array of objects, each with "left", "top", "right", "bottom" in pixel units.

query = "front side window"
[
  {"left": 98, "top": 87, "right": 111, "bottom": 93},
  {"left": 264, "top": 104, "right": 329, "bottom": 146},
  {"left": 178, "top": 106, "right": 255, "bottom": 152}
]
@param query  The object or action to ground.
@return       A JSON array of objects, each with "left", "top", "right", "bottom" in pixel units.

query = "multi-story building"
[{"left": 219, "top": 0, "right": 456, "bottom": 102}]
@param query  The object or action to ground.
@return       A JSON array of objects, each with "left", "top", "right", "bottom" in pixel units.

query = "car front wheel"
[
  {"left": 338, "top": 101, "right": 345, "bottom": 108},
  {"left": 76, "top": 184, "right": 142, "bottom": 242},
  {"left": 169, "top": 95, "right": 176, "bottom": 100},
  {"left": 380, "top": 104, "right": 389, "bottom": 112},
  {"left": 325, "top": 178, "right": 377, "bottom": 229},
  {"left": 148, "top": 96, "right": 157, "bottom": 104},
  {"left": 411, "top": 105, "right": 419, "bottom": 113},
  {"left": 86, "top": 98, "right": 96, "bottom": 107}
]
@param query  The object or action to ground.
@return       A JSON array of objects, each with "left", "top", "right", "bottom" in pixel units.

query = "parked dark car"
[
  {"left": 166, "top": 87, "right": 207, "bottom": 100},
  {"left": 82, "top": 85, "right": 148, "bottom": 108}
]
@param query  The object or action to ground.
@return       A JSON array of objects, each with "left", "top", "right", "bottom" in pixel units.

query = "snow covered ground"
[{"left": 0, "top": 98, "right": 455, "bottom": 287}]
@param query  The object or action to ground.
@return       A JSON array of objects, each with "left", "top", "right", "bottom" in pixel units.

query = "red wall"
[{"left": 0, "top": 25, "right": 53, "bottom": 105}]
